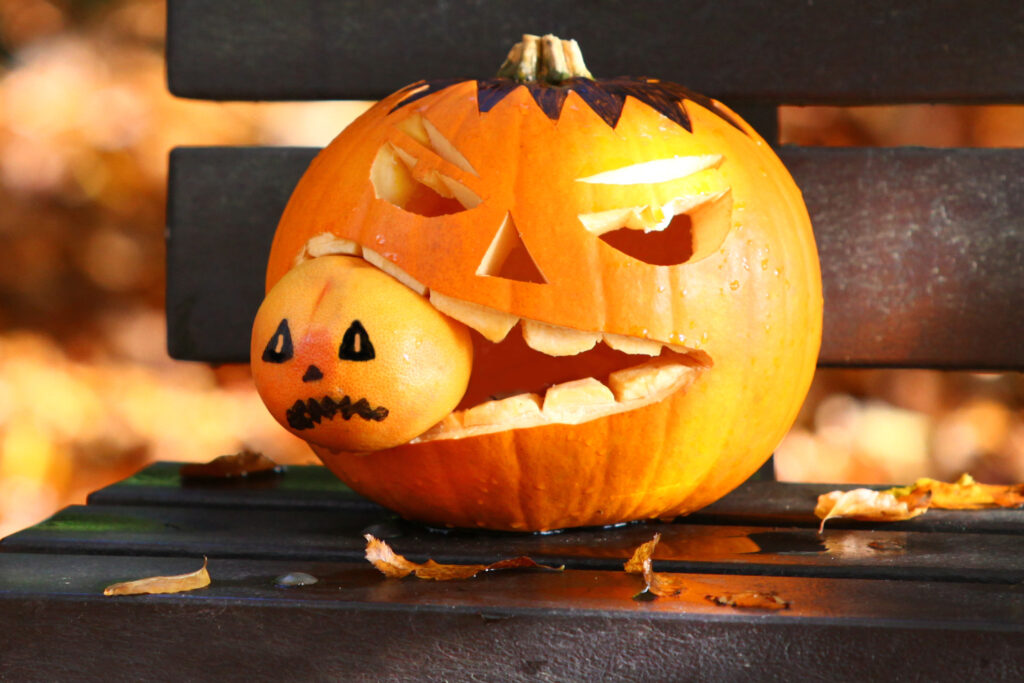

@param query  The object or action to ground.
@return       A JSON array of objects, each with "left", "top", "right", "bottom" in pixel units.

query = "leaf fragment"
[
  {"left": 815, "top": 488, "right": 930, "bottom": 532},
  {"left": 363, "top": 535, "right": 562, "bottom": 580},
  {"left": 707, "top": 591, "right": 790, "bottom": 610},
  {"left": 179, "top": 450, "right": 283, "bottom": 479},
  {"left": 887, "top": 473, "right": 1024, "bottom": 510},
  {"left": 103, "top": 557, "right": 210, "bottom": 596},
  {"left": 624, "top": 533, "right": 686, "bottom": 599}
]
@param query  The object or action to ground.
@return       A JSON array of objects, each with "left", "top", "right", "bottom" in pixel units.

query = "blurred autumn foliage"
[{"left": 0, "top": 0, "right": 1022, "bottom": 537}]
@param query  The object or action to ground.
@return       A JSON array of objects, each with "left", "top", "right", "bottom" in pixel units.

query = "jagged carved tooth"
[
  {"left": 522, "top": 320, "right": 602, "bottom": 357},
  {"left": 410, "top": 411, "right": 463, "bottom": 444},
  {"left": 543, "top": 378, "right": 616, "bottom": 420},
  {"left": 295, "top": 233, "right": 362, "bottom": 266},
  {"left": 608, "top": 360, "right": 696, "bottom": 403},
  {"left": 429, "top": 291, "right": 518, "bottom": 342},
  {"left": 462, "top": 393, "right": 542, "bottom": 429},
  {"left": 602, "top": 333, "right": 663, "bottom": 356},
  {"left": 362, "top": 247, "right": 427, "bottom": 295}
]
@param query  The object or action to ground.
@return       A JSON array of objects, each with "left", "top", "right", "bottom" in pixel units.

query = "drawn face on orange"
[
  {"left": 261, "top": 76, "right": 822, "bottom": 531},
  {"left": 251, "top": 256, "right": 472, "bottom": 453}
]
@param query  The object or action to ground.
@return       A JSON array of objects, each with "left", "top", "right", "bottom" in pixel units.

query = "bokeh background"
[{"left": 1, "top": 0, "right": 1022, "bottom": 537}]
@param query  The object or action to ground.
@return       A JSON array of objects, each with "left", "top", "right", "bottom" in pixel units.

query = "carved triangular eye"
[
  {"left": 339, "top": 320, "right": 376, "bottom": 361},
  {"left": 262, "top": 319, "right": 294, "bottom": 363}
]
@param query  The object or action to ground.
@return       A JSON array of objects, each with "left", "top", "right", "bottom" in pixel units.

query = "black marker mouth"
[{"left": 286, "top": 395, "right": 389, "bottom": 431}]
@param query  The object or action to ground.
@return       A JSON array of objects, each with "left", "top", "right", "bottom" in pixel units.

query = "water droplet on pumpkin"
[
  {"left": 761, "top": 259, "right": 770, "bottom": 271},
  {"left": 730, "top": 280, "right": 740, "bottom": 291}
]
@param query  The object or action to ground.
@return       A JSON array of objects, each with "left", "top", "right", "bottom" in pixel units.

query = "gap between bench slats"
[
  {"left": 166, "top": 0, "right": 1024, "bottom": 104},
  {"left": 165, "top": 146, "right": 1024, "bottom": 368}
]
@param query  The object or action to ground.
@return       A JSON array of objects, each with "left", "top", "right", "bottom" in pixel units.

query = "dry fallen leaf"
[
  {"left": 707, "top": 591, "right": 790, "bottom": 610},
  {"left": 103, "top": 557, "right": 210, "bottom": 596},
  {"left": 179, "top": 450, "right": 282, "bottom": 479},
  {"left": 624, "top": 533, "right": 686, "bottom": 599},
  {"left": 887, "top": 473, "right": 1024, "bottom": 510},
  {"left": 363, "top": 534, "right": 562, "bottom": 580},
  {"left": 815, "top": 488, "right": 930, "bottom": 532}
]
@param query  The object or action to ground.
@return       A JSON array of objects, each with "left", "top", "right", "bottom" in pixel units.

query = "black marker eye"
[
  {"left": 262, "top": 319, "right": 294, "bottom": 363},
  {"left": 339, "top": 320, "right": 375, "bottom": 361}
]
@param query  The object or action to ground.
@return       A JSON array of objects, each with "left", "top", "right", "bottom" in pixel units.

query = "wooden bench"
[{"left": 3, "top": 1, "right": 1023, "bottom": 678}]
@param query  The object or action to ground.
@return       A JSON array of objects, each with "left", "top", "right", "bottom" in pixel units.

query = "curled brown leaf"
[
  {"left": 624, "top": 533, "right": 686, "bottom": 599},
  {"left": 103, "top": 557, "right": 210, "bottom": 596},
  {"left": 363, "top": 535, "right": 562, "bottom": 580},
  {"left": 179, "top": 450, "right": 282, "bottom": 479},
  {"left": 707, "top": 591, "right": 790, "bottom": 610},
  {"left": 889, "top": 473, "right": 1024, "bottom": 510},
  {"left": 815, "top": 488, "right": 930, "bottom": 532}
]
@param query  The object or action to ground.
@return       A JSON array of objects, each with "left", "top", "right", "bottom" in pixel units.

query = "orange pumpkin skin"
[{"left": 266, "top": 76, "right": 823, "bottom": 531}]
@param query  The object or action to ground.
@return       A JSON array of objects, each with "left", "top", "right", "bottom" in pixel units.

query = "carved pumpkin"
[{"left": 258, "top": 35, "right": 823, "bottom": 531}]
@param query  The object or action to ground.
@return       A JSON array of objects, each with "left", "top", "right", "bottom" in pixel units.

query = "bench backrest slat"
[
  {"left": 167, "top": 0, "right": 1024, "bottom": 104},
  {"left": 166, "top": 146, "right": 1024, "bottom": 369},
  {"left": 164, "top": 0, "right": 1024, "bottom": 371}
]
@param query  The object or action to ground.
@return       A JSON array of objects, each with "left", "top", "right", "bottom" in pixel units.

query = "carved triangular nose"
[
  {"left": 476, "top": 214, "right": 547, "bottom": 284},
  {"left": 302, "top": 365, "right": 323, "bottom": 382}
]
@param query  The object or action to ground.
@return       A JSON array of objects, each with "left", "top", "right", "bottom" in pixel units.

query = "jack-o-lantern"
[{"left": 255, "top": 35, "right": 822, "bottom": 531}]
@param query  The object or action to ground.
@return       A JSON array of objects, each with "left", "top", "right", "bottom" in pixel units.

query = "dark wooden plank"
[
  {"left": 165, "top": 146, "right": 1024, "bottom": 368},
  {"left": 167, "top": 0, "right": 1024, "bottom": 104},
  {"left": 86, "top": 462, "right": 382, "bottom": 512},
  {"left": 790, "top": 147, "right": 1024, "bottom": 369},
  {"left": 3, "top": 554, "right": 1023, "bottom": 680},
  {"left": 7, "top": 501, "right": 1024, "bottom": 583},
  {"left": 90, "top": 463, "right": 1024, "bottom": 535},
  {"left": 3, "top": 553, "right": 1024, "bottom": 680},
  {"left": 165, "top": 147, "right": 315, "bottom": 362}
]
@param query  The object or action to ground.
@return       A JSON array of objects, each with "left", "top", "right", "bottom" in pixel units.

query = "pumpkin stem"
[{"left": 497, "top": 34, "right": 593, "bottom": 84}]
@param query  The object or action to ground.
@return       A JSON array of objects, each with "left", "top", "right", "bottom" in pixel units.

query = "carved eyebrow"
[
  {"left": 576, "top": 154, "right": 722, "bottom": 185},
  {"left": 394, "top": 114, "right": 479, "bottom": 177}
]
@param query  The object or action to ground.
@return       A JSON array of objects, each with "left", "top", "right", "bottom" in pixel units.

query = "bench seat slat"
[
  {"left": 167, "top": 0, "right": 1024, "bottom": 104},
  {"left": 7, "top": 500, "right": 1024, "bottom": 583},
  {"left": 3, "top": 552, "right": 1023, "bottom": 679},
  {"left": 89, "top": 463, "right": 1024, "bottom": 535},
  {"left": 166, "top": 146, "right": 1024, "bottom": 368}
]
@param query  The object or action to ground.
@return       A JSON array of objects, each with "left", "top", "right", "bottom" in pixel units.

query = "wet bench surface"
[{"left": 3, "top": 463, "right": 1024, "bottom": 680}]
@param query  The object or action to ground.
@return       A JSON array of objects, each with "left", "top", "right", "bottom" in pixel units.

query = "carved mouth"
[
  {"left": 295, "top": 235, "right": 711, "bottom": 443},
  {"left": 286, "top": 395, "right": 389, "bottom": 431}
]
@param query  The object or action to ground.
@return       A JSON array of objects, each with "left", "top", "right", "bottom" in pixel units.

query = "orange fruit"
[{"left": 251, "top": 255, "right": 473, "bottom": 452}]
